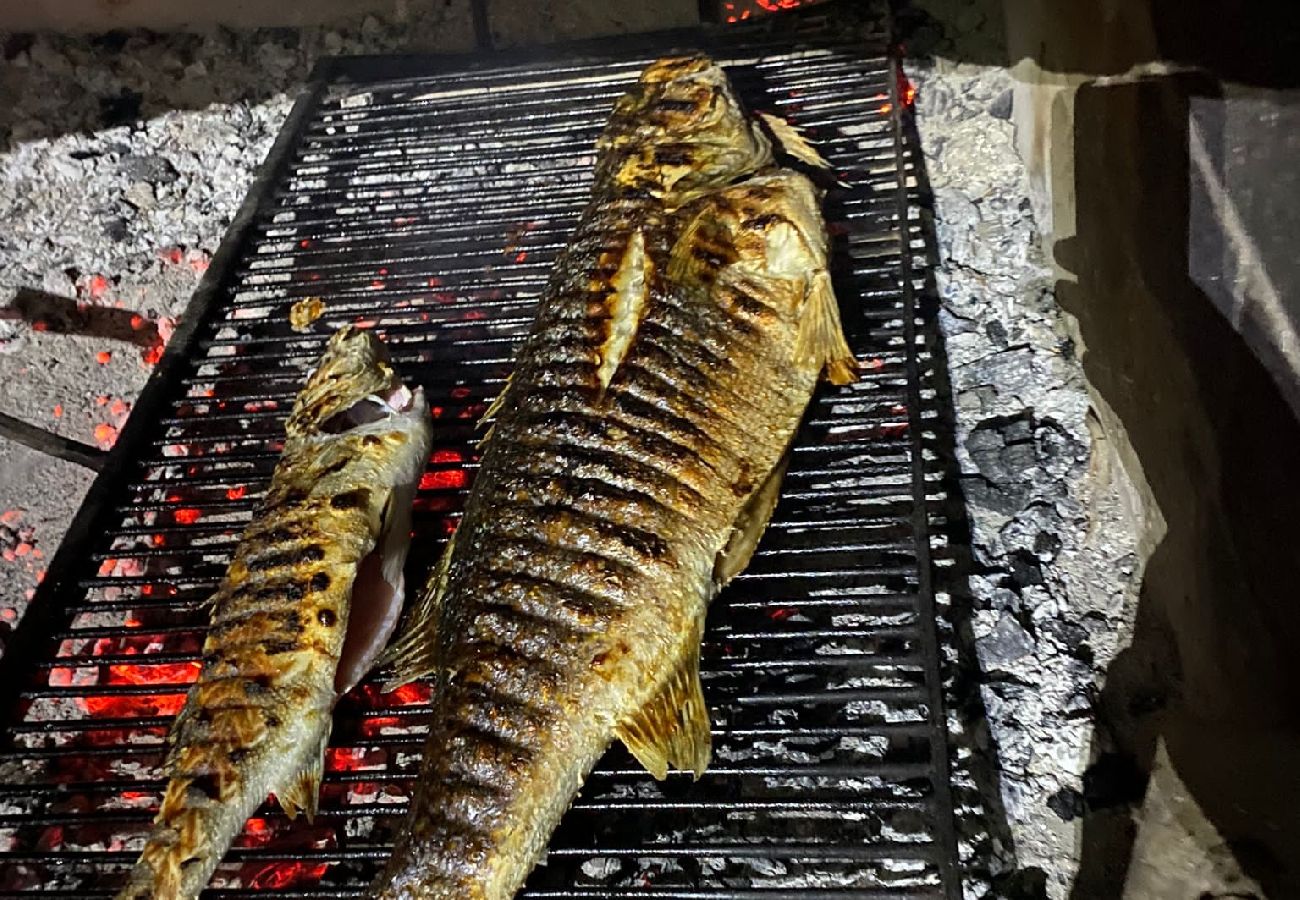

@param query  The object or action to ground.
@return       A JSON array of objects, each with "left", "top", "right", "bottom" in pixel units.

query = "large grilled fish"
[
  {"left": 117, "top": 326, "right": 432, "bottom": 900},
  {"left": 370, "top": 56, "right": 855, "bottom": 899}
]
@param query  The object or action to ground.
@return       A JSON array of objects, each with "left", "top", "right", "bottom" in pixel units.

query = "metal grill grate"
[{"left": 0, "top": 14, "right": 961, "bottom": 898}]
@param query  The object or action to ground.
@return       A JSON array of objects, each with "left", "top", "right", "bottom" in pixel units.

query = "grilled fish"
[
  {"left": 370, "top": 55, "right": 855, "bottom": 900},
  {"left": 117, "top": 326, "right": 432, "bottom": 900}
]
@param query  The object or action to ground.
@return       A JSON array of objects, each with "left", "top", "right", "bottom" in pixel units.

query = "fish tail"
[
  {"left": 116, "top": 768, "right": 255, "bottom": 900},
  {"left": 115, "top": 681, "right": 329, "bottom": 900}
]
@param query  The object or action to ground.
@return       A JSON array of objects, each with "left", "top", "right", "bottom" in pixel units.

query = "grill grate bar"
[{"left": 0, "top": 12, "right": 962, "bottom": 898}]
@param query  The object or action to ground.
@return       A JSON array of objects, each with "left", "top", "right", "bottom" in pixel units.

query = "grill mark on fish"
[
  {"left": 606, "top": 387, "right": 732, "bottom": 462},
  {"left": 614, "top": 354, "right": 751, "bottom": 440},
  {"left": 512, "top": 391, "right": 728, "bottom": 484},
  {"left": 458, "top": 652, "right": 566, "bottom": 714},
  {"left": 499, "top": 473, "right": 690, "bottom": 540},
  {"left": 472, "top": 594, "right": 600, "bottom": 645},
  {"left": 494, "top": 499, "right": 671, "bottom": 564},
  {"left": 512, "top": 433, "right": 707, "bottom": 510},
  {"left": 242, "top": 543, "right": 327, "bottom": 572},
  {"left": 477, "top": 531, "right": 640, "bottom": 584},
  {"left": 205, "top": 607, "right": 304, "bottom": 641},
  {"left": 519, "top": 408, "right": 707, "bottom": 490},
  {"left": 720, "top": 280, "right": 782, "bottom": 321},
  {"left": 447, "top": 715, "right": 538, "bottom": 761},
  {"left": 521, "top": 322, "right": 604, "bottom": 362},
  {"left": 475, "top": 567, "right": 626, "bottom": 627}
]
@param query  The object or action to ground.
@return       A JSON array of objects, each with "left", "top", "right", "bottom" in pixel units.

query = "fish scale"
[
  {"left": 115, "top": 328, "right": 433, "bottom": 900},
  {"left": 372, "top": 56, "right": 856, "bottom": 899}
]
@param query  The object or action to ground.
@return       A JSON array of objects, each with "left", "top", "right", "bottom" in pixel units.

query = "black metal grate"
[{"left": 0, "top": 13, "right": 961, "bottom": 899}]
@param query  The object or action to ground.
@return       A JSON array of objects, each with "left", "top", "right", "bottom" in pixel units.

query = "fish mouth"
[{"left": 321, "top": 382, "right": 421, "bottom": 434}]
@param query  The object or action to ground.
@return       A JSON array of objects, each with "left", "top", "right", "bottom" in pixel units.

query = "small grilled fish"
[
  {"left": 117, "top": 326, "right": 432, "bottom": 900},
  {"left": 370, "top": 56, "right": 855, "bottom": 900}
]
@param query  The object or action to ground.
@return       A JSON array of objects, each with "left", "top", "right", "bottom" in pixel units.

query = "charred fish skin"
[
  {"left": 116, "top": 327, "right": 432, "bottom": 900},
  {"left": 371, "top": 58, "right": 854, "bottom": 900}
]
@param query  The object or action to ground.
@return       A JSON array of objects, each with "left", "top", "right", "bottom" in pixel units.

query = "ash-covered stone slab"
[{"left": 902, "top": 14, "right": 1147, "bottom": 900}]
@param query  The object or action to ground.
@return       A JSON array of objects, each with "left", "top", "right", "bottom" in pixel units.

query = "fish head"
[
  {"left": 286, "top": 325, "right": 424, "bottom": 439},
  {"left": 596, "top": 55, "right": 772, "bottom": 203}
]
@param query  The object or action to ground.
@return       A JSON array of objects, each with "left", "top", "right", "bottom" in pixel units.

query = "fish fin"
[
  {"left": 277, "top": 725, "right": 329, "bottom": 823},
  {"left": 665, "top": 210, "right": 726, "bottom": 288},
  {"left": 714, "top": 451, "right": 790, "bottom": 588},
  {"left": 615, "top": 630, "right": 712, "bottom": 781},
  {"left": 378, "top": 532, "right": 455, "bottom": 690},
  {"left": 477, "top": 371, "right": 515, "bottom": 439},
  {"left": 797, "top": 270, "right": 858, "bottom": 385},
  {"left": 596, "top": 229, "right": 652, "bottom": 393},
  {"left": 757, "top": 112, "right": 831, "bottom": 170}
]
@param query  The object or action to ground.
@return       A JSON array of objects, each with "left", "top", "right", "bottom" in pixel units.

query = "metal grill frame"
[{"left": 0, "top": 9, "right": 963, "bottom": 898}]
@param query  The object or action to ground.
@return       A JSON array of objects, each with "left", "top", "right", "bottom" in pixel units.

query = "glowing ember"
[
  {"left": 159, "top": 247, "right": 184, "bottom": 265},
  {"left": 226, "top": 485, "right": 247, "bottom": 501},
  {"left": 95, "top": 350, "right": 112, "bottom": 365},
  {"left": 52, "top": 404, "right": 62, "bottom": 418},
  {"left": 247, "top": 861, "right": 329, "bottom": 890},
  {"left": 419, "top": 469, "right": 468, "bottom": 491},
  {"left": 173, "top": 508, "right": 202, "bottom": 525},
  {"left": 430, "top": 449, "right": 463, "bottom": 463},
  {"left": 105, "top": 660, "right": 200, "bottom": 687},
  {"left": 86, "top": 274, "right": 110, "bottom": 299},
  {"left": 93, "top": 422, "right": 118, "bottom": 449}
]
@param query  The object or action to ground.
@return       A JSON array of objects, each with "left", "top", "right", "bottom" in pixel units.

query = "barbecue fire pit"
[{"left": 0, "top": 11, "right": 971, "bottom": 898}]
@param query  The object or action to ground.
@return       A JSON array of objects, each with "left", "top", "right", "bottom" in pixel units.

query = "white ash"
[
  {"left": 0, "top": 8, "right": 474, "bottom": 644},
  {"left": 905, "top": 48, "right": 1144, "bottom": 900}
]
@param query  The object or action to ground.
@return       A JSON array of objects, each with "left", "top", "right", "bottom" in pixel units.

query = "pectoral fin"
[
  {"left": 666, "top": 210, "right": 728, "bottom": 288},
  {"left": 714, "top": 451, "right": 790, "bottom": 588},
  {"left": 615, "top": 631, "right": 711, "bottom": 781},
  {"left": 758, "top": 112, "right": 831, "bottom": 170},
  {"left": 378, "top": 532, "right": 456, "bottom": 690},
  {"left": 797, "top": 270, "right": 858, "bottom": 385},
  {"left": 277, "top": 725, "right": 329, "bottom": 823}
]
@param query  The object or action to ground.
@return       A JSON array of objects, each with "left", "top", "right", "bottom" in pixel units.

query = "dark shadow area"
[
  {"left": 1059, "top": 73, "right": 1300, "bottom": 898},
  {"left": 901, "top": 103, "right": 1034, "bottom": 897},
  {"left": 3, "top": 287, "right": 164, "bottom": 348},
  {"left": 892, "top": 0, "right": 1300, "bottom": 893},
  {"left": 893, "top": 0, "right": 1300, "bottom": 88}
]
